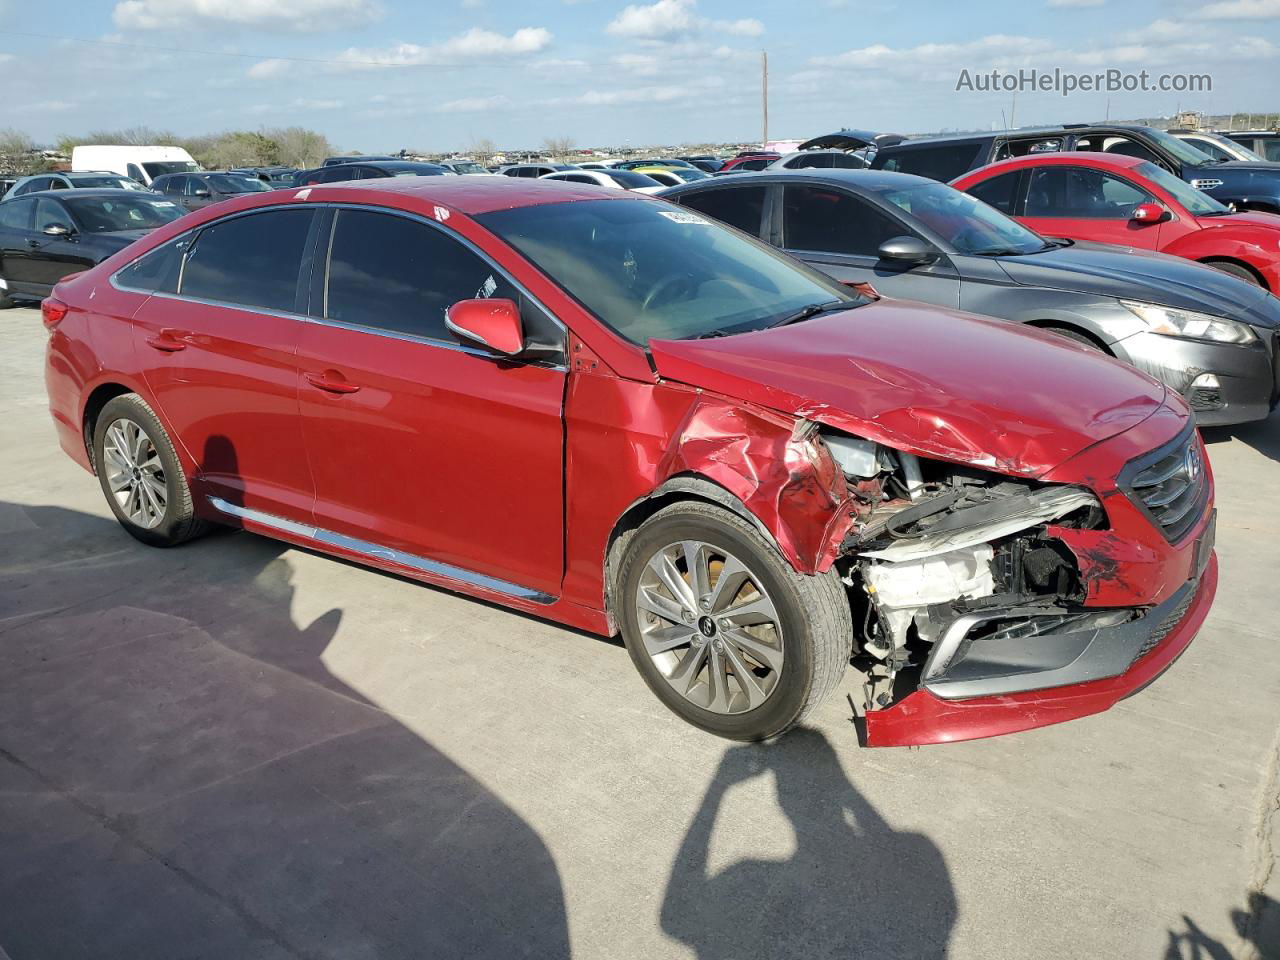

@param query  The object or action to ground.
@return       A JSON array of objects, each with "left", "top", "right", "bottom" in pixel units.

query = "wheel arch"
[
  {"left": 1024, "top": 318, "right": 1114, "bottom": 354},
  {"left": 1196, "top": 256, "right": 1270, "bottom": 290},
  {"left": 602, "top": 474, "right": 782, "bottom": 635},
  {"left": 81, "top": 382, "right": 136, "bottom": 473}
]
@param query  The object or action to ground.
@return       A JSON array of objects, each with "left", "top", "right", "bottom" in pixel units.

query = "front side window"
[
  {"left": 1184, "top": 138, "right": 1232, "bottom": 162},
  {"left": 676, "top": 185, "right": 767, "bottom": 235},
  {"left": 34, "top": 198, "right": 71, "bottom": 231},
  {"left": 872, "top": 179, "right": 1047, "bottom": 255},
  {"left": 478, "top": 197, "right": 862, "bottom": 345},
  {"left": 323, "top": 209, "right": 561, "bottom": 352},
  {"left": 1023, "top": 167, "right": 1150, "bottom": 218},
  {"left": 182, "top": 209, "right": 313, "bottom": 312},
  {"left": 782, "top": 185, "right": 905, "bottom": 257}
]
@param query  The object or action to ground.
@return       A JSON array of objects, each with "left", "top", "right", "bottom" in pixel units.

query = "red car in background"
[
  {"left": 42, "top": 177, "right": 1215, "bottom": 747},
  {"left": 953, "top": 152, "right": 1280, "bottom": 292},
  {"left": 717, "top": 151, "right": 782, "bottom": 174}
]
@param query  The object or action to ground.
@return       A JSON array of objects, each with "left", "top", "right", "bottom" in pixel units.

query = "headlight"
[{"left": 1122, "top": 301, "right": 1256, "bottom": 344}]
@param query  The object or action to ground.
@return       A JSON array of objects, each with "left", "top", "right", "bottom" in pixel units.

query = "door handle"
[
  {"left": 145, "top": 332, "right": 187, "bottom": 352},
  {"left": 305, "top": 370, "right": 361, "bottom": 394},
  {"left": 26, "top": 239, "right": 41, "bottom": 248}
]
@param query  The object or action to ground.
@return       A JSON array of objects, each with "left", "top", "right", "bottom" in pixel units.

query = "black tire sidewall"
[
  {"left": 93, "top": 396, "right": 191, "bottom": 547},
  {"left": 617, "top": 508, "right": 818, "bottom": 741},
  {"left": 1206, "top": 261, "right": 1260, "bottom": 285}
]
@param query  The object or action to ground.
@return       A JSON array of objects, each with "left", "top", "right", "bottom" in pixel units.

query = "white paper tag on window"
[
  {"left": 477, "top": 275, "right": 498, "bottom": 299},
  {"left": 658, "top": 210, "right": 708, "bottom": 224}
]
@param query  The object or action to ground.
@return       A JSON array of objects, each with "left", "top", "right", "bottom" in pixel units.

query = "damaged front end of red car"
[{"left": 819, "top": 416, "right": 1217, "bottom": 748}]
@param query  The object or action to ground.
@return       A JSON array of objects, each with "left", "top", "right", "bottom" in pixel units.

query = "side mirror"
[
  {"left": 42, "top": 223, "right": 73, "bottom": 237},
  {"left": 877, "top": 235, "right": 936, "bottom": 265},
  {"left": 1131, "top": 202, "right": 1169, "bottom": 224},
  {"left": 445, "top": 298, "right": 524, "bottom": 356},
  {"left": 193, "top": 189, "right": 211, "bottom": 198}
]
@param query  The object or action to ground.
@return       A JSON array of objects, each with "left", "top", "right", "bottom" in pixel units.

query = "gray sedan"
[{"left": 659, "top": 169, "right": 1280, "bottom": 426}]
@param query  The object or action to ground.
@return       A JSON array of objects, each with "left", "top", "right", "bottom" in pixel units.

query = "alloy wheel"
[
  {"left": 102, "top": 417, "right": 168, "bottom": 529},
  {"left": 634, "top": 540, "right": 785, "bottom": 715}
]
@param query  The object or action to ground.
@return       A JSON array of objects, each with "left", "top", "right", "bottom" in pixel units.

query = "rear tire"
[
  {"left": 1204, "top": 260, "right": 1262, "bottom": 286},
  {"left": 615, "top": 500, "right": 851, "bottom": 741},
  {"left": 92, "top": 394, "right": 209, "bottom": 548},
  {"left": 0, "top": 274, "right": 14, "bottom": 309}
]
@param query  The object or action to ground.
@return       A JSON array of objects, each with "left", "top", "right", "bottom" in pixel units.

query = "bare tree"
[
  {"left": 265, "top": 127, "right": 334, "bottom": 168},
  {"left": 470, "top": 136, "right": 497, "bottom": 164},
  {"left": 0, "top": 128, "right": 54, "bottom": 175},
  {"left": 542, "top": 136, "right": 574, "bottom": 161}
]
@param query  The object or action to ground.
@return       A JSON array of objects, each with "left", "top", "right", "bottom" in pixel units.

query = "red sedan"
[
  {"left": 953, "top": 152, "right": 1280, "bottom": 291},
  {"left": 42, "top": 177, "right": 1216, "bottom": 746}
]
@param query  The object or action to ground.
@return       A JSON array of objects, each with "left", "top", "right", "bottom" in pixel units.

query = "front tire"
[
  {"left": 616, "top": 501, "right": 851, "bottom": 741},
  {"left": 93, "top": 394, "right": 209, "bottom": 547},
  {"left": 1204, "top": 260, "right": 1262, "bottom": 286}
]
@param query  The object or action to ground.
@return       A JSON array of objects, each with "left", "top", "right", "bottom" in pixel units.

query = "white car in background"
[
  {"left": 1170, "top": 131, "right": 1266, "bottom": 163},
  {"left": 438, "top": 160, "right": 499, "bottom": 175},
  {"left": 767, "top": 149, "right": 870, "bottom": 171},
  {"left": 539, "top": 169, "right": 665, "bottom": 193},
  {"left": 71, "top": 145, "right": 200, "bottom": 186}
]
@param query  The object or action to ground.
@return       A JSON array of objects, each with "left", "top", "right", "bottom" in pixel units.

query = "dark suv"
[
  {"left": 871, "top": 124, "right": 1280, "bottom": 214},
  {"left": 1222, "top": 131, "right": 1280, "bottom": 163}
]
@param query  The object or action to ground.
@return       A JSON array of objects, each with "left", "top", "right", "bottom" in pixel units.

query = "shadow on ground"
[
  {"left": 1165, "top": 893, "right": 1280, "bottom": 960},
  {"left": 1202, "top": 409, "right": 1280, "bottom": 466},
  {"left": 663, "top": 728, "right": 956, "bottom": 959},
  {"left": 0, "top": 500, "right": 570, "bottom": 960}
]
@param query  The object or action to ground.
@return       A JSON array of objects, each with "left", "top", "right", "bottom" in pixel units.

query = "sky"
[{"left": 0, "top": 0, "right": 1277, "bottom": 153}]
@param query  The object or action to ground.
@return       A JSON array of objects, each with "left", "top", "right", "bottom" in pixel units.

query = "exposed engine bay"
[{"left": 815, "top": 426, "right": 1127, "bottom": 712}]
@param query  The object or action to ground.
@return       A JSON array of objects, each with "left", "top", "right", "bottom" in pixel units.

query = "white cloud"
[
  {"left": 337, "top": 26, "right": 552, "bottom": 68},
  {"left": 530, "top": 57, "right": 589, "bottom": 71},
  {"left": 1048, "top": 0, "right": 1104, "bottom": 7},
  {"left": 435, "top": 94, "right": 510, "bottom": 112},
  {"left": 813, "top": 34, "right": 1053, "bottom": 70},
  {"left": 606, "top": 0, "right": 763, "bottom": 41},
  {"left": 293, "top": 97, "right": 343, "bottom": 110},
  {"left": 1200, "top": 0, "right": 1280, "bottom": 18},
  {"left": 114, "top": 0, "right": 382, "bottom": 31},
  {"left": 247, "top": 58, "right": 290, "bottom": 78}
]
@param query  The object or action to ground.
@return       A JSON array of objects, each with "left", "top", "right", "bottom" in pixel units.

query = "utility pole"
[{"left": 762, "top": 50, "right": 769, "bottom": 148}]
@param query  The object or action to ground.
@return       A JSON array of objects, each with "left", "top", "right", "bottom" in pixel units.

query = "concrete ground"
[{"left": 1, "top": 305, "right": 1277, "bottom": 960}]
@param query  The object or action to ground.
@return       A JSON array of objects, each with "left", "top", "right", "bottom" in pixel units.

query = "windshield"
[
  {"left": 873, "top": 180, "right": 1048, "bottom": 255},
  {"left": 72, "top": 176, "right": 148, "bottom": 191},
  {"left": 670, "top": 168, "right": 709, "bottom": 181},
  {"left": 478, "top": 198, "right": 863, "bottom": 345},
  {"left": 205, "top": 174, "right": 269, "bottom": 193},
  {"left": 63, "top": 195, "right": 185, "bottom": 232},
  {"left": 1145, "top": 129, "right": 1216, "bottom": 167},
  {"left": 451, "top": 162, "right": 487, "bottom": 174},
  {"left": 1135, "top": 161, "right": 1230, "bottom": 216},
  {"left": 142, "top": 161, "right": 199, "bottom": 178}
]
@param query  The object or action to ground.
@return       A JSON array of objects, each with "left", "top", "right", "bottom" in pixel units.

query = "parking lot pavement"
[{"left": 1, "top": 304, "right": 1277, "bottom": 960}]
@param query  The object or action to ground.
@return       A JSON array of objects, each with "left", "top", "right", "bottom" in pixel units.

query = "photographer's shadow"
[{"left": 663, "top": 728, "right": 955, "bottom": 959}]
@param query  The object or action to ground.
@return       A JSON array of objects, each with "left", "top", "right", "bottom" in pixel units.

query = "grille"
[
  {"left": 1132, "top": 581, "right": 1196, "bottom": 663},
  {"left": 1189, "top": 388, "right": 1223, "bottom": 411},
  {"left": 1121, "top": 427, "right": 1209, "bottom": 544}
]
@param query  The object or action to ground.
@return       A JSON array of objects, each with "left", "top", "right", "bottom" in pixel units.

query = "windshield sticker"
[
  {"left": 658, "top": 210, "right": 709, "bottom": 225},
  {"left": 476, "top": 275, "right": 498, "bottom": 299},
  {"left": 151, "top": 201, "right": 178, "bottom": 208}
]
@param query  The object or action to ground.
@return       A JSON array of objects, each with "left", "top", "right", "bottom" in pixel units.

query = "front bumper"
[
  {"left": 1111, "top": 328, "right": 1279, "bottom": 426},
  {"left": 864, "top": 553, "right": 1217, "bottom": 747}
]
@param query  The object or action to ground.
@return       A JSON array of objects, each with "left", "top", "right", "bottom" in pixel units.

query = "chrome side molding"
[{"left": 208, "top": 496, "right": 554, "bottom": 604}]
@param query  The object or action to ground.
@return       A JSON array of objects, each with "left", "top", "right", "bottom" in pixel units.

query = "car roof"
[
  {"left": 956, "top": 151, "right": 1147, "bottom": 179},
  {"left": 661, "top": 168, "right": 937, "bottom": 193},
  {"left": 263, "top": 174, "right": 636, "bottom": 215},
  {"left": 2, "top": 187, "right": 155, "bottom": 200},
  {"left": 355, "top": 161, "right": 448, "bottom": 172},
  {"left": 880, "top": 124, "right": 1160, "bottom": 151}
]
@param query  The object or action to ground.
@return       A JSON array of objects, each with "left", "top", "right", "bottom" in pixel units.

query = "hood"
[
  {"left": 1196, "top": 160, "right": 1280, "bottom": 173},
  {"left": 993, "top": 241, "right": 1275, "bottom": 319},
  {"left": 649, "top": 300, "right": 1169, "bottom": 478},
  {"left": 797, "top": 130, "right": 906, "bottom": 152},
  {"left": 98, "top": 228, "right": 155, "bottom": 245},
  {"left": 1195, "top": 210, "right": 1280, "bottom": 231}
]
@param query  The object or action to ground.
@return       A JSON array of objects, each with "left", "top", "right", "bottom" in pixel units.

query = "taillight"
[{"left": 41, "top": 297, "right": 68, "bottom": 330}]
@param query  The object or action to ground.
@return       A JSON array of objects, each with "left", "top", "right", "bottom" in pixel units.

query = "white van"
[{"left": 71, "top": 145, "right": 201, "bottom": 186}]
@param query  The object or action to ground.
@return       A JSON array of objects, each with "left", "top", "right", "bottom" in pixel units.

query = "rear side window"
[
  {"left": 782, "top": 185, "right": 904, "bottom": 256},
  {"left": 0, "top": 198, "right": 34, "bottom": 230},
  {"left": 676, "top": 186, "right": 767, "bottom": 236},
  {"left": 182, "top": 209, "right": 313, "bottom": 312},
  {"left": 966, "top": 171, "right": 1022, "bottom": 214},
  {"left": 115, "top": 235, "right": 188, "bottom": 294},
  {"left": 323, "top": 209, "right": 562, "bottom": 352},
  {"left": 875, "top": 143, "right": 985, "bottom": 181}
]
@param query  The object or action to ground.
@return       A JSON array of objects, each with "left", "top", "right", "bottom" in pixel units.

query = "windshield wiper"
[{"left": 766, "top": 300, "right": 848, "bottom": 329}]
